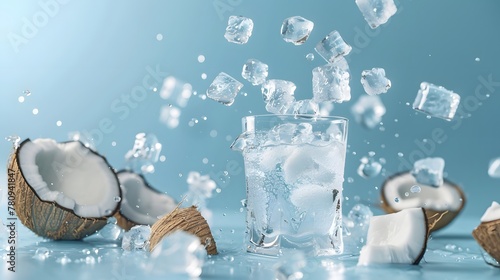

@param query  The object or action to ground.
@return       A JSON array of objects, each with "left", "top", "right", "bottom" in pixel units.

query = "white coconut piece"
[
  {"left": 116, "top": 171, "right": 177, "bottom": 229},
  {"left": 18, "top": 138, "right": 120, "bottom": 218},
  {"left": 358, "top": 208, "right": 428, "bottom": 265},
  {"left": 480, "top": 201, "right": 500, "bottom": 222},
  {"left": 382, "top": 172, "right": 462, "bottom": 212}
]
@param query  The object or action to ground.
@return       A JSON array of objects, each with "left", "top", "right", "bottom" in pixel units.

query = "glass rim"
[{"left": 242, "top": 114, "right": 349, "bottom": 123}]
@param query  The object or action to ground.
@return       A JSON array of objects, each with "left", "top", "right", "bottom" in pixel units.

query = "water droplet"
[
  {"left": 104, "top": 209, "right": 112, "bottom": 215},
  {"left": 33, "top": 247, "right": 50, "bottom": 260},
  {"left": 159, "top": 155, "right": 166, "bottom": 162},
  {"left": 410, "top": 185, "right": 421, "bottom": 193},
  {"left": 23, "top": 90, "right": 31, "bottom": 96},
  {"left": 475, "top": 57, "right": 480, "bottom": 62},
  {"left": 113, "top": 196, "right": 121, "bottom": 202},
  {"left": 201, "top": 73, "right": 207, "bottom": 80},
  {"left": 198, "top": 55, "right": 206, "bottom": 63},
  {"left": 56, "top": 120, "right": 62, "bottom": 127},
  {"left": 394, "top": 197, "right": 400, "bottom": 203},
  {"left": 32, "top": 108, "right": 39, "bottom": 115},
  {"left": 85, "top": 256, "right": 96, "bottom": 265},
  {"left": 347, "top": 177, "right": 354, "bottom": 183},
  {"left": 306, "top": 53, "right": 314, "bottom": 61},
  {"left": 394, "top": 133, "right": 399, "bottom": 138},
  {"left": 216, "top": 188, "right": 222, "bottom": 193},
  {"left": 404, "top": 192, "right": 409, "bottom": 197},
  {"left": 156, "top": 33, "right": 163, "bottom": 41},
  {"left": 426, "top": 115, "right": 432, "bottom": 119},
  {"left": 82, "top": 249, "right": 91, "bottom": 255},
  {"left": 210, "top": 130, "right": 218, "bottom": 138},
  {"left": 5, "top": 135, "right": 21, "bottom": 148},
  {"left": 202, "top": 158, "right": 209, "bottom": 164},
  {"left": 111, "top": 141, "right": 117, "bottom": 147},
  {"left": 397, "top": 152, "right": 404, "bottom": 157},
  {"left": 18, "top": 96, "right": 25, "bottom": 103}
]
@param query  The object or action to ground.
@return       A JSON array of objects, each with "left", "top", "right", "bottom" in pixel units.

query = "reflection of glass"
[{"left": 232, "top": 115, "right": 348, "bottom": 256}]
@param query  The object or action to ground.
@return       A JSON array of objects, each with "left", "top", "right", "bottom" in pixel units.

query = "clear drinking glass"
[{"left": 231, "top": 115, "right": 348, "bottom": 256}]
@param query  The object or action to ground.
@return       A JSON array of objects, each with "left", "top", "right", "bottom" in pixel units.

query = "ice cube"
[
  {"left": 224, "top": 15, "right": 254, "bottom": 44},
  {"left": 351, "top": 95, "right": 386, "bottom": 129},
  {"left": 412, "top": 82, "right": 461, "bottom": 121},
  {"left": 286, "top": 99, "right": 319, "bottom": 115},
  {"left": 315, "top": 30, "right": 352, "bottom": 63},
  {"left": 159, "top": 76, "right": 192, "bottom": 108},
  {"left": 147, "top": 230, "right": 206, "bottom": 277},
  {"left": 98, "top": 223, "right": 122, "bottom": 241},
  {"left": 241, "top": 59, "right": 269, "bottom": 85},
  {"left": 274, "top": 251, "right": 307, "bottom": 280},
  {"left": 312, "top": 62, "right": 351, "bottom": 103},
  {"left": 207, "top": 72, "right": 244, "bottom": 106},
  {"left": 411, "top": 157, "right": 445, "bottom": 187},
  {"left": 357, "top": 156, "right": 382, "bottom": 178},
  {"left": 355, "top": 0, "right": 398, "bottom": 29},
  {"left": 318, "top": 102, "right": 335, "bottom": 117},
  {"left": 261, "top": 79, "right": 296, "bottom": 114},
  {"left": 159, "top": 105, "right": 181, "bottom": 129},
  {"left": 121, "top": 225, "right": 151, "bottom": 251},
  {"left": 33, "top": 247, "right": 50, "bottom": 260},
  {"left": 125, "top": 133, "right": 162, "bottom": 174},
  {"left": 360, "top": 68, "right": 391, "bottom": 95},
  {"left": 280, "top": 16, "right": 314, "bottom": 45},
  {"left": 488, "top": 158, "right": 500, "bottom": 178}
]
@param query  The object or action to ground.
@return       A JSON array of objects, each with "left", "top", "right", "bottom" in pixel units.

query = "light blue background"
[{"left": 1, "top": 0, "right": 500, "bottom": 220}]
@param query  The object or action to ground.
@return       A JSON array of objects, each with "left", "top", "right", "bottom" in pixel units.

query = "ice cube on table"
[
  {"left": 274, "top": 251, "right": 307, "bottom": 280},
  {"left": 312, "top": 61, "right": 351, "bottom": 103},
  {"left": 355, "top": 0, "right": 398, "bottom": 29},
  {"left": 351, "top": 95, "right": 386, "bottom": 129},
  {"left": 488, "top": 158, "right": 500, "bottom": 178},
  {"left": 159, "top": 105, "right": 181, "bottom": 129},
  {"left": 207, "top": 72, "right": 244, "bottom": 106},
  {"left": 148, "top": 230, "right": 206, "bottom": 277},
  {"left": 159, "top": 76, "right": 192, "bottom": 108},
  {"left": 33, "top": 247, "right": 50, "bottom": 260},
  {"left": 315, "top": 30, "right": 352, "bottom": 63},
  {"left": 411, "top": 157, "right": 445, "bottom": 187},
  {"left": 412, "top": 82, "right": 461, "bottom": 121},
  {"left": 241, "top": 59, "right": 269, "bottom": 85},
  {"left": 121, "top": 225, "right": 151, "bottom": 251},
  {"left": 224, "top": 15, "right": 254, "bottom": 44},
  {"left": 361, "top": 68, "right": 391, "bottom": 95},
  {"left": 98, "top": 223, "right": 122, "bottom": 241},
  {"left": 286, "top": 99, "right": 319, "bottom": 115},
  {"left": 125, "top": 133, "right": 162, "bottom": 174},
  {"left": 280, "top": 16, "right": 314, "bottom": 45},
  {"left": 261, "top": 79, "right": 296, "bottom": 114}
]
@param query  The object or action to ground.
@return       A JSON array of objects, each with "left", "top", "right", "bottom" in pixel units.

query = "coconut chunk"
[
  {"left": 473, "top": 201, "right": 500, "bottom": 264},
  {"left": 115, "top": 171, "right": 177, "bottom": 230},
  {"left": 358, "top": 208, "right": 428, "bottom": 265}
]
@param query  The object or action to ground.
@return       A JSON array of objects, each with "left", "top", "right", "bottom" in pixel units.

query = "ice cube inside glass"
[{"left": 231, "top": 115, "right": 348, "bottom": 256}]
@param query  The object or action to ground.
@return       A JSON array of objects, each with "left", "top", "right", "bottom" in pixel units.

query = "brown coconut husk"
[
  {"left": 149, "top": 206, "right": 217, "bottom": 255},
  {"left": 380, "top": 172, "right": 466, "bottom": 232},
  {"left": 472, "top": 220, "right": 500, "bottom": 263},
  {"left": 8, "top": 140, "right": 115, "bottom": 240},
  {"left": 114, "top": 212, "right": 137, "bottom": 231}
]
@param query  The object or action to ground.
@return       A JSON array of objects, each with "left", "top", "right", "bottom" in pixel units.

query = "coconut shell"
[
  {"left": 9, "top": 142, "right": 109, "bottom": 240},
  {"left": 149, "top": 206, "right": 217, "bottom": 255},
  {"left": 380, "top": 172, "right": 466, "bottom": 232},
  {"left": 472, "top": 220, "right": 500, "bottom": 263}
]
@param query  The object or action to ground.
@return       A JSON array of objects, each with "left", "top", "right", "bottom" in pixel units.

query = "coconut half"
[
  {"left": 114, "top": 170, "right": 177, "bottom": 231},
  {"left": 472, "top": 201, "right": 500, "bottom": 265},
  {"left": 358, "top": 208, "right": 429, "bottom": 265},
  {"left": 10, "top": 138, "right": 121, "bottom": 240},
  {"left": 381, "top": 171, "right": 465, "bottom": 232}
]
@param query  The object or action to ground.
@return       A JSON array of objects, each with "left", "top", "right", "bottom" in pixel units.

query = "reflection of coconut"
[
  {"left": 358, "top": 208, "right": 429, "bottom": 265},
  {"left": 472, "top": 201, "right": 500, "bottom": 265},
  {"left": 149, "top": 206, "right": 217, "bottom": 255},
  {"left": 10, "top": 139, "right": 121, "bottom": 240},
  {"left": 114, "top": 170, "right": 177, "bottom": 231},
  {"left": 381, "top": 172, "right": 465, "bottom": 232}
]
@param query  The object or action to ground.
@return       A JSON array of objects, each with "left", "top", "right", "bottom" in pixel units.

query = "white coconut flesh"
[
  {"left": 118, "top": 171, "right": 176, "bottom": 225},
  {"left": 18, "top": 139, "right": 120, "bottom": 218},
  {"left": 358, "top": 208, "right": 428, "bottom": 265},
  {"left": 383, "top": 172, "right": 461, "bottom": 212},
  {"left": 480, "top": 201, "right": 500, "bottom": 222}
]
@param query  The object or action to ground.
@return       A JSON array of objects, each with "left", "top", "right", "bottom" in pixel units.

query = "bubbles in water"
[
  {"left": 156, "top": 33, "right": 163, "bottom": 41},
  {"left": 306, "top": 53, "right": 315, "bottom": 61},
  {"left": 113, "top": 196, "right": 121, "bottom": 202},
  {"left": 198, "top": 55, "right": 206, "bottom": 63},
  {"left": 33, "top": 247, "right": 50, "bottom": 260},
  {"left": 394, "top": 197, "right": 400, "bottom": 203},
  {"left": 210, "top": 130, "right": 218, "bottom": 138},
  {"left": 410, "top": 185, "right": 421, "bottom": 193},
  {"left": 357, "top": 154, "right": 382, "bottom": 179},
  {"left": 32, "top": 108, "right": 39, "bottom": 115}
]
